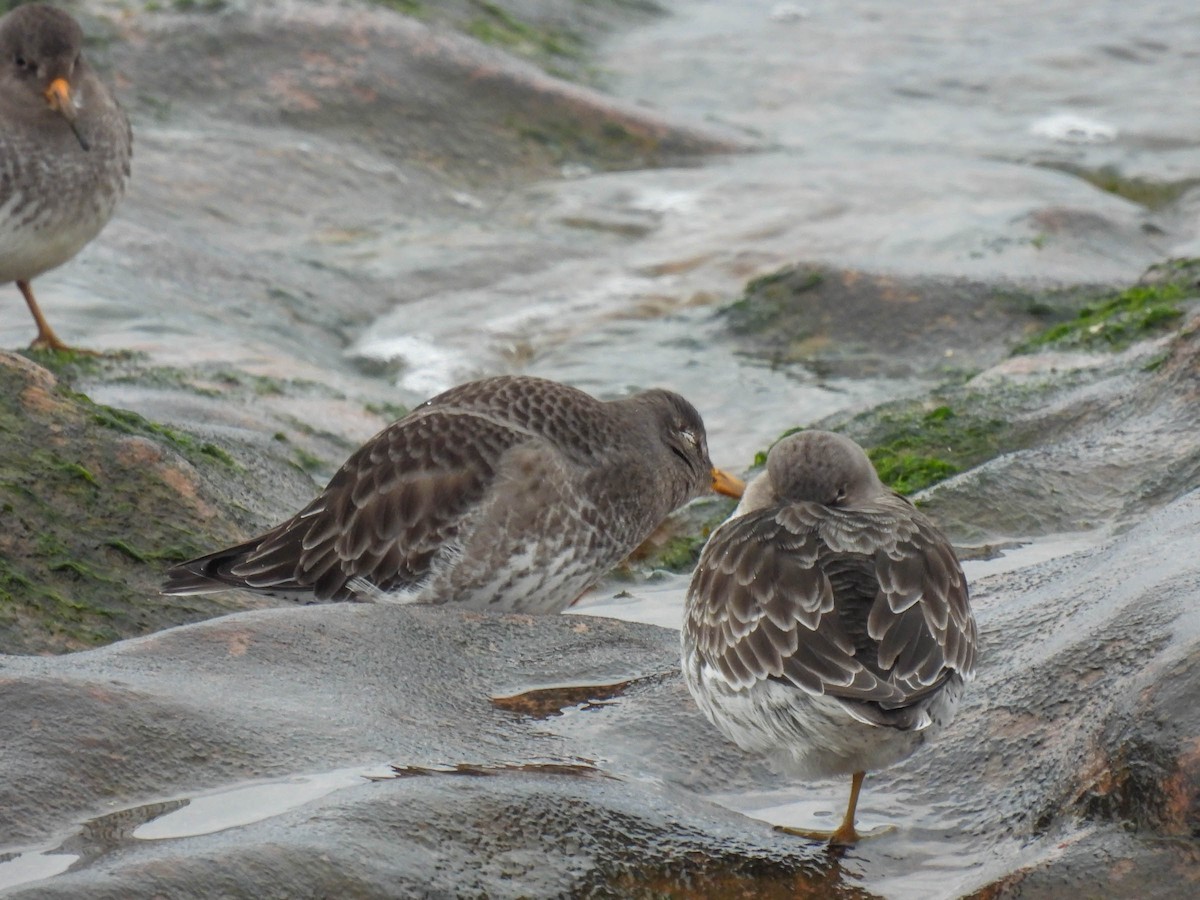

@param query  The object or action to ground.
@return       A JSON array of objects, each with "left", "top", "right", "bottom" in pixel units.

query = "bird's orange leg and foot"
[
  {"left": 19, "top": 280, "right": 94, "bottom": 354},
  {"left": 775, "top": 771, "right": 894, "bottom": 846}
]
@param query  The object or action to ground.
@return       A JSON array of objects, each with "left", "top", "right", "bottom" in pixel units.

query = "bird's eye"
[
  {"left": 15, "top": 55, "right": 28, "bottom": 70},
  {"left": 679, "top": 428, "right": 699, "bottom": 449},
  {"left": 828, "top": 485, "right": 847, "bottom": 506}
]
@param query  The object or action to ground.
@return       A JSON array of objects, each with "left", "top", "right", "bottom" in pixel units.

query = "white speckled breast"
[{"left": 0, "top": 79, "right": 131, "bottom": 283}]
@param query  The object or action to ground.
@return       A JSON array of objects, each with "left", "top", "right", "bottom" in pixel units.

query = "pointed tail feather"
[{"left": 162, "top": 538, "right": 289, "bottom": 596}]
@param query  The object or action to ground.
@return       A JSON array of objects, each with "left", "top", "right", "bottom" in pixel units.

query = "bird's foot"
[
  {"left": 27, "top": 334, "right": 100, "bottom": 356},
  {"left": 774, "top": 822, "right": 896, "bottom": 846}
]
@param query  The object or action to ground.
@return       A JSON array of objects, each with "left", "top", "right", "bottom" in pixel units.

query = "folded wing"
[{"left": 685, "top": 500, "right": 975, "bottom": 728}]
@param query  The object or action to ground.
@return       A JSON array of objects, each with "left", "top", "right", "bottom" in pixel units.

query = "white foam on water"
[
  {"left": 351, "top": 333, "right": 470, "bottom": 396},
  {"left": 1030, "top": 112, "right": 1118, "bottom": 144}
]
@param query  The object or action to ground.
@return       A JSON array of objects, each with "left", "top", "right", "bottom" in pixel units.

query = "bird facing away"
[
  {"left": 682, "top": 430, "right": 976, "bottom": 845},
  {"left": 0, "top": 3, "right": 132, "bottom": 351},
  {"left": 165, "top": 375, "right": 745, "bottom": 614}
]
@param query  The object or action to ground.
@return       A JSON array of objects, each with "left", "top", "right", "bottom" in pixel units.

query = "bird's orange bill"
[
  {"left": 711, "top": 467, "right": 745, "bottom": 498},
  {"left": 44, "top": 77, "right": 90, "bottom": 151}
]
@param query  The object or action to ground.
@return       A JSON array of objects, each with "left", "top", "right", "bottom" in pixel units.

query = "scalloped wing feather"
[
  {"left": 221, "top": 408, "right": 532, "bottom": 600},
  {"left": 686, "top": 498, "right": 976, "bottom": 714}
]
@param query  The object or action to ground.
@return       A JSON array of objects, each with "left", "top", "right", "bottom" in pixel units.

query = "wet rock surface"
[
  {"left": 719, "top": 267, "right": 1101, "bottom": 378},
  {"left": 3, "top": 0, "right": 1200, "bottom": 896},
  {"left": 1, "top": 489, "right": 1199, "bottom": 896},
  {"left": 0, "top": 350, "right": 319, "bottom": 653},
  {"left": 0, "top": 607, "right": 870, "bottom": 898}
]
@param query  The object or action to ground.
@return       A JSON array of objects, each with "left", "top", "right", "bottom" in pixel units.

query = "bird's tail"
[{"left": 161, "top": 538, "right": 270, "bottom": 596}]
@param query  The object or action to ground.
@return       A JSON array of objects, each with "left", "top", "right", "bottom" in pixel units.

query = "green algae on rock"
[
  {"left": 620, "top": 495, "right": 738, "bottom": 575},
  {"left": 852, "top": 402, "right": 1013, "bottom": 495},
  {"left": 1011, "top": 259, "right": 1200, "bottom": 354},
  {"left": 1039, "top": 162, "right": 1200, "bottom": 211},
  {"left": 718, "top": 264, "right": 1086, "bottom": 377},
  {"left": 0, "top": 352, "right": 270, "bottom": 654},
  {"left": 368, "top": 0, "right": 664, "bottom": 84}
]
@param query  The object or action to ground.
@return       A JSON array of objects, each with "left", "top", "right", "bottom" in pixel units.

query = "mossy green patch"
[
  {"left": 371, "top": 0, "right": 425, "bottom": 15},
  {"left": 21, "top": 347, "right": 143, "bottom": 380},
  {"left": 63, "top": 389, "right": 241, "bottom": 470},
  {"left": 105, "top": 538, "right": 204, "bottom": 565},
  {"left": 1042, "top": 163, "right": 1200, "bottom": 211},
  {"left": 867, "top": 449, "right": 960, "bottom": 496},
  {"left": 466, "top": 1, "right": 584, "bottom": 65},
  {"left": 365, "top": 401, "right": 409, "bottom": 422},
  {"left": 291, "top": 447, "right": 329, "bottom": 475},
  {"left": 0, "top": 353, "right": 256, "bottom": 654},
  {"left": 55, "top": 461, "right": 98, "bottom": 486},
  {"left": 1013, "top": 263, "right": 1199, "bottom": 354},
  {"left": 857, "top": 402, "right": 1013, "bottom": 494},
  {"left": 170, "top": 0, "right": 227, "bottom": 13},
  {"left": 721, "top": 266, "right": 825, "bottom": 336},
  {"left": 641, "top": 535, "right": 705, "bottom": 573}
]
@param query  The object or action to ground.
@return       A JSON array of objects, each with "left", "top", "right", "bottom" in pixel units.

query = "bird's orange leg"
[
  {"left": 18, "top": 280, "right": 99, "bottom": 354},
  {"left": 829, "top": 770, "right": 867, "bottom": 845},
  {"left": 775, "top": 771, "right": 892, "bottom": 846},
  {"left": 18, "top": 280, "right": 73, "bottom": 352}
]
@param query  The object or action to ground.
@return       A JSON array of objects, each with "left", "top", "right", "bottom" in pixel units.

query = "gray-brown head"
[
  {"left": 739, "top": 430, "right": 886, "bottom": 513},
  {"left": 0, "top": 4, "right": 92, "bottom": 149},
  {"left": 622, "top": 389, "right": 724, "bottom": 509}
]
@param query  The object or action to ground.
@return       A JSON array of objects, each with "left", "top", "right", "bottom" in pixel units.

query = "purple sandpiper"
[
  {"left": 165, "top": 375, "right": 745, "bottom": 612},
  {"left": 682, "top": 430, "right": 976, "bottom": 845},
  {"left": 1, "top": 3, "right": 131, "bottom": 351}
]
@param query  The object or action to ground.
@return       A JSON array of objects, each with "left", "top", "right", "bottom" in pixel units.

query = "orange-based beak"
[
  {"left": 711, "top": 467, "right": 745, "bottom": 499},
  {"left": 45, "top": 77, "right": 90, "bottom": 151}
]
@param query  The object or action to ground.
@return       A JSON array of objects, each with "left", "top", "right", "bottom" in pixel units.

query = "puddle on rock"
[
  {"left": 0, "top": 850, "right": 79, "bottom": 894},
  {"left": 0, "top": 764, "right": 394, "bottom": 893},
  {"left": 571, "top": 571, "right": 692, "bottom": 630},
  {"left": 132, "top": 765, "right": 395, "bottom": 840},
  {"left": 959, "top": 531, "right": 1108, "bottom": 581}
]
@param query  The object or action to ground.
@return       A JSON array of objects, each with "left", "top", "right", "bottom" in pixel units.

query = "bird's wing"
[
  {"left": 686, "top": 505, "right": 899, "bottom": 702},
  {"left": 865, "top": 507, "right": 976, "bottom": 693},
  {"left": 212, "top": 407, "right": 537, "bottom": 600},
  {"left": 686, "top": 501, "right": 974, "bottom": 710}
]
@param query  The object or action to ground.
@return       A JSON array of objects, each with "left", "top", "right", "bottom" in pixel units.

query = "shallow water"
[
  {"left": 345, "top": 0, "right": 1199, "bottom": 456},
  {"left": 7, "top": 2, "right": 1193, "bottom": 463},
  {"left": 0, "top": 851, "right": 77, "bottom": 895},
  {"left": 0, "top": 765, "right": 395, "bottom": 892},
  {"left": 606, "top": 0, "right": 1200, "bottom": 157},
  {"left": 131, "top": 766, "right": 395, "bottom": 841}
]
